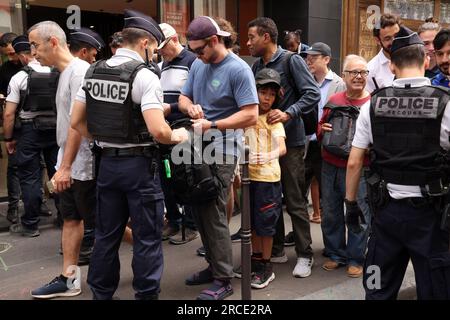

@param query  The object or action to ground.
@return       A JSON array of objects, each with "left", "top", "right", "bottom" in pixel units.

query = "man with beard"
[
  {"left": 432, "top": 29, "right": 450, "bottom": 89},
  {"left": 365, "top": 14, "right": 401, "bottom": 93}
]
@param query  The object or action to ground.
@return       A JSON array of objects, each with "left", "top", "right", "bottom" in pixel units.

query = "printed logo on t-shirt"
[{"left": 211, "top": 79, "right": 220, "bottom": 88}]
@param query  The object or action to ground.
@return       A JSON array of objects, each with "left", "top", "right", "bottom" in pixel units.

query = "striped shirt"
[{"left": 160, "top": 48, "right": 196, "bottom": 122}]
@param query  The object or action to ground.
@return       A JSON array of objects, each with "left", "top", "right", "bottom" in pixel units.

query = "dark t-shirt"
[{"left": 0, "top": 60, "right": 22, "bottom": 96}]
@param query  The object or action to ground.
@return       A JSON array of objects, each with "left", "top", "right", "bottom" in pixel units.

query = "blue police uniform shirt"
[
  {"left": 431, "top": 72, "right": 450, "bottom": 89},
  {"left": 181, "top": 52, "right": 259, "bottom": 157}
]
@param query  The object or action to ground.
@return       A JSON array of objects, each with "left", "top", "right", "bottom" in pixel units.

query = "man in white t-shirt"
[
  {"left": 3, "top": 35, "right": 59, "bottom": 237},
  {"left": 365, "top": 14, "right": 400, "bottom": 93},
  {"left": 28, "top": 21, "right": 95, "bottom": 299},
  {"left": 346, "top": 26, "right": 450, "bottom": 300}
]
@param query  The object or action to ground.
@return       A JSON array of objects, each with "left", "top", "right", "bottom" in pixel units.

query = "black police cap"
[
  {"left": 69, "top": 27, "right": 105, "bottom": 51},
  {"left": 123, "top": 9, "right": 164, "bottom": 46},
  {"left": 12, "top": 35, "right": 30, "bottom": 53},
  {"left": 391, "top": 26, "right": 424, "bottom": 55}
]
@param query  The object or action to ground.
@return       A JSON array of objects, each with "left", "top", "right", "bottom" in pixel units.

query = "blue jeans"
[{"left": 321, "top": 161, "right": 371, "bottom": 266}]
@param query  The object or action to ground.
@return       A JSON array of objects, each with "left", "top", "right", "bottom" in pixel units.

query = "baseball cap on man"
[
  {"left": 255, "top": 68, "right": 281, "bottom": 88},
  {"left": 304, "top": 42, "right": 332, "bottom": 57},
  {"left": 157, "top": 23, "right": 177, "bottom": 50},
  {"left": 12, "top": 35, "right": 30, "bottom": 53},
  {"left": 186, "top": 16, "right": 231, "bottom": 41},
  {"left": 69, "top": 27, "right": 105, "bottom": 51}
]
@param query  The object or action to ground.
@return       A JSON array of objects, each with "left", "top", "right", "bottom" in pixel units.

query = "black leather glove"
[{"left": 344, "top": 199, "right": 366, "bottom": 234}]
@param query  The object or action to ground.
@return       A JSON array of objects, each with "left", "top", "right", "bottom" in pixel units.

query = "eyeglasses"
[
  {"left": 344, "top": 70, "right": 369, "bottom": 78},
  {"left": 30, "top": 38, "right": 50, "bottom": 51},
  {"left": 188, "top": 39, "right": 210, "bottom": 56}
]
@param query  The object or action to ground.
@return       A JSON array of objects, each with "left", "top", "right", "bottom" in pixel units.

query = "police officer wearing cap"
[
  {"left": 3, "top": 35, "right": 59, "bottom": 237},
  {"left": 69, "top": 27, "right": 105, "bottom": 65},
  {"left": 71, "top": 9, "right": 188, "bottom": 300},
  {"left": 345, "top": 26, "right": 450, "bottom": 300}
]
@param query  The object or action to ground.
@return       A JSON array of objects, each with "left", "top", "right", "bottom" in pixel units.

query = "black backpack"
[
  {"left": 161, "top": 118, "right": 223, "bottom": 205},
  {"left": 321, "top": 104, "right": 360, "bottom": 159}
]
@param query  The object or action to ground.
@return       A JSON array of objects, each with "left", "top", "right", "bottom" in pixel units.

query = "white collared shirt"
[
  {"left": 353, "top": 77, "right": 450, "bottom": 199},
  {"left": 75, "top": 48, "right": 164, "bottom": 148},
  {"left": 365, "top": 49, "right": 395, "bottom": 93}
]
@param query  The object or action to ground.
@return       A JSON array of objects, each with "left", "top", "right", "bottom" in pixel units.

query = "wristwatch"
[{"left": 210, "top": 121, "right": 218, "bottom": 130}]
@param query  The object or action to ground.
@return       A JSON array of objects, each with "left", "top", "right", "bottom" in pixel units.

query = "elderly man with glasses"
[{"left": 317, "top": 54, "right": 372, "bottom": 278}]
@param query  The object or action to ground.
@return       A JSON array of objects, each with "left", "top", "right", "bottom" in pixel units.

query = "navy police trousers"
[{"left": 87, "top": 155, "right": 164, "bottom": 300}]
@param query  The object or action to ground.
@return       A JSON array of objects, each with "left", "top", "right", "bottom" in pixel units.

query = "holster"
[
  {"left": 89, "top": 142, "right": 102, "bottom": 179},
  {"left": 365, "top": 169, "right": 389, "bottom": 216}
]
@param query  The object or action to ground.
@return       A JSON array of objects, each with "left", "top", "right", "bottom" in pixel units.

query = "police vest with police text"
[
  {"left": 19, "top": 66, "right": 59, "bottom": 114},
  {"left": 83, "top": 59, "right": 157, "bottom": 145},
  {"left": 370, "top": 85, "right": 450, "bottom": 188}
]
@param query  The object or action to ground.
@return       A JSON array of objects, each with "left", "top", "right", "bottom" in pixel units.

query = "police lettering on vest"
[
  {"left": 84, "top": 79, "right": 129, "bottom": 104},
  {"left": 370, "top": 85, "right": 450, "bottom": 188},
  {"left": 374, "top": 96, "right": 439, "bottom": 119},
  {"left": 84, "top": 60, "right": 157, "bottom": 144}
]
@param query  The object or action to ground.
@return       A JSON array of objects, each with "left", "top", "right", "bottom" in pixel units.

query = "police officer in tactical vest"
[
  {"left": 345, "top": 26, "right": 450, "bottom": 300},
  {"left": 71, "top": 10, "right": 188, "bottom": 300},
  {"left": 3, "top": 35, "right": 59, "bottom": 237}
]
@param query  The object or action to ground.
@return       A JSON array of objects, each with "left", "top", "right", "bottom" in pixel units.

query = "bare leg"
[{"left": 62, "top": 219, "right": 83, "bottom": 277}]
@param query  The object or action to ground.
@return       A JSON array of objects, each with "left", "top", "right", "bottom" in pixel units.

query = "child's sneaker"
[
  {"left": 251, "top": 262, "right": 275, "bottom": 289},
  {"left": 234, "top": 259, "right": 263, "bottom": 279}
]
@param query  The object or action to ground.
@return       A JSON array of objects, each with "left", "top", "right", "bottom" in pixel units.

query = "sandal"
[
  {"left": 196, "top": 280, "right": 234, "bottom": 300},
  {"left": 185, "top": 267, "right": 214, "bottom": 286}
]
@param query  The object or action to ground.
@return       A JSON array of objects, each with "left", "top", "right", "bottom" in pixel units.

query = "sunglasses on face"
[{"left": 188, "top": 39, "right": 210, "bottom": 55}]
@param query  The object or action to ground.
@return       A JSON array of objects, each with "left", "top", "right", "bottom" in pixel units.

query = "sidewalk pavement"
[{"left": 0, "top": 202, "right": 416, "bottom": 300}]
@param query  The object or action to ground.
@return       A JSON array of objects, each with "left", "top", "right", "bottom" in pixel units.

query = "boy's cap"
[
  {"left": 12, "top": 35, "right": 30, "bottom": 53},
  {"left": 391, "top": 26, "right": 424, "bottom": 54},
  {"left": 187, "top": 16, "right": 231, "bottom": 41},
  {"left": 124, "top": 9, "right": 165, "bottom": 46},
  {"left": 157, "top": 23, "right": 177, "bottom": 50},
  {"left": 69, "top": 27, "right": 105, "bottom": 51},
  {"left": 255, "top": 68, "right": 281, "bottom": 87},
  {"left": 304, "top": 42, "right": 332, "bottom": 57}
]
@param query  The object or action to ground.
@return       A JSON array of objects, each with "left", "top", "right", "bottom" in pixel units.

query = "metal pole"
[{"left": 241, "top": 145, "right": 251, "bottom": 300}]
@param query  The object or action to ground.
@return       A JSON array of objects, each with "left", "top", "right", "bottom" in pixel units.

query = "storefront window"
[
  {"left": 384, "top": 0, "right": 435, "bottom": 21},
  {"left": 192, "top": 0, "right": 238, "bottom": 33},
  {"left": 441, "top": 0, "right": 450, "bottom": 23},
  {"left": 159, "top": 0, "right": 191, "bottom": 44}
]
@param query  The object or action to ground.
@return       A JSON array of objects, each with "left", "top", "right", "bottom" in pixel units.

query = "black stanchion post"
[{"left": 241, "top": 145, "right": 251, "bottom": 300}]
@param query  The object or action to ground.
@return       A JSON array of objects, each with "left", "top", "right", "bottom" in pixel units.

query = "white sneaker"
[{"left": 292, "top": 257, "right": 314, "bottom": 278}]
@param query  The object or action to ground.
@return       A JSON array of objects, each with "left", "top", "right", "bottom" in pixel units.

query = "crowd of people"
[{"left": 0, "top": 9, "right": 449, "bottom": 301}]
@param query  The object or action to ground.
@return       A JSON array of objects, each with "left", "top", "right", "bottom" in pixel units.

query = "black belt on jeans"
[{"left": 101, "top": 146, "right": 155, "bottom": 157}]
